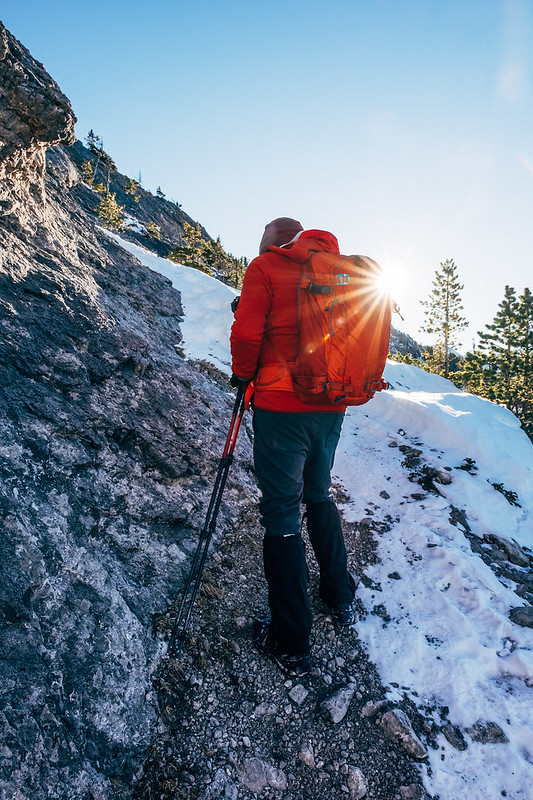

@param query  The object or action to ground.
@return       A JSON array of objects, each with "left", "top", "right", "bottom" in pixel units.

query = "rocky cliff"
[
  {"left": 0, "top": 21, "right": 75, "bottom": 225},
  {"left": 0, "top": 21, "right": 257, "bottom": 799}
]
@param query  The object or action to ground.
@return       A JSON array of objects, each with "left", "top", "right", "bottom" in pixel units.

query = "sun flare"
[{"left": 375, "top": 263, "right": 404, "bottom": 303}]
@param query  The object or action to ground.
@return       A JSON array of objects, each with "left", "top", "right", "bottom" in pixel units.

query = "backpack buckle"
[
  {"left": 308, "top": 282, "right": 331, "bottom": 295},
  {"left": 336, "top": 273, "right": 350, "bottom": 285}
]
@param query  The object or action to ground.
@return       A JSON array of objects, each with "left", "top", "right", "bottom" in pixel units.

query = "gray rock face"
[
  {"left": 0, "top": 22, "right": 75, "bottom": 222},
  {"left": 0, "top": 24, "right": 257, "bottom": 799}
]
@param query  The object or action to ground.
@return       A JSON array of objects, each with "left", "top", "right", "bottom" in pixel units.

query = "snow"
[
  {"left": 106, "top": 232, "right": 238, "bottom": 371},
  {"left": 109, "top": 233, "right": 533, "bottom": 800}
]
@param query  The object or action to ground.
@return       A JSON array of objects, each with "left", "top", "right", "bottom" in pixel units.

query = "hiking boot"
[
  {"left": 330, "top": 602, "right": 358, "bottom": 627},
  {"left": 253, "top": 618, "right": 312, "bottom": 677}
]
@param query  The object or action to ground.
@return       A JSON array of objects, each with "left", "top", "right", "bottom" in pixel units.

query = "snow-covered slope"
[
  {"left": 335, "top": 363, "right": 533, "bottom": 799},
  {"left": 109, "top": 234, "right": 533, "bottom": 800}
]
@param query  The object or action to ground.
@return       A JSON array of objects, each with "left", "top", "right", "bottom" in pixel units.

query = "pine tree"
[
  {"left": 420, "top": 259, "right": 468, "bottom": 378},
  {"left": 95, "top": 192, "right": 124, "bottom": 230},
  {"left": 228, "top": 256, "right": 248, "bottom": 289},
  {"left": 517, "top": 287, "right": 533, "bottom": 384},
  {"left": 124, "top": 178, "right": 141, "bottom": 202},
  {"left": 181, "top": 222, "right": 203, "bottom": 248},
  {"left": 85, "top": 129, "right": 102, "bottom": 154},
  {"left": 476, "top": 285, "right": 520, "bottom": 409},
  {"left": 516, "top": 287, "right": 533, "bottom": 438},
  {"left": 145, "top": 222, "right": 162, "bottom": 240},
  {"left": 457, "top": 284, "right": 533, "bottom": 440},
  {"left": 201, "top": 237, "right": 230, "bottom": 273},
  {"left": 168, "top": 223, "right": 209, "bottom": 273},
  {"left": 84, "top": 130, "right": 116, "bottom": 189},
  {"left": 456, "top": 346, "right": 494, "bottom": 399},
  {"left": 81, "top": 160, "right": 94, "bottom": 184},
  {"left": 168, "top": 226, "right": 248, "bottom": 286}
]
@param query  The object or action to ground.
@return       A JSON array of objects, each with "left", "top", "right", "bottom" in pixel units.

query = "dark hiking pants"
[{"left": 253, "top": 409, "right": 355, "bottom": 654}]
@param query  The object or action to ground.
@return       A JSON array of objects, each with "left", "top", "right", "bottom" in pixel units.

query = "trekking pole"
[{"left": 167, "top": 385, "right": 246, "bottom": 658}]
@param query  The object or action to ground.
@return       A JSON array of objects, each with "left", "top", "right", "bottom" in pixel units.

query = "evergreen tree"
[
  {"left": 420, "top": 259, "right": 468, "bottom": 377},
  {"left": 455, "top": 347, "right": 490, "bottom": 397},
  {"left": 145, "top": 222, "right": 162, "bottom": 239},
  {"left": 457, "top": 284, "right": 533, "bottom": 440},
  {"left": 228, "top": 256, "right": 248, "bottom": 289},
  {"left": 85, "top": 129, "right": 102, "bottom": 154},
  {"left": 100, "top": 150, "right": 117, "bottom": 191},
  {"left": 168, "top": 226, "right": 248, "bottom": 286},
  {"left": 84, "top": 130, "right": 116, "bottom": 189},
  {"left": 156, "top": 186, "right": 166, "bottom": 199},
  {"left": 476, "top": 286, "right": 520, "bottom": 409},
  {"left": 95, "top": 192, "right": 124, "bottom": 230},
  {"left": 516, "top": 287, "right": 533, "bottom": 438},
  {"left": 517, "top": 287, "right": 533, "bottom": 384},
  {"left": 201, "top": 237, "right": 230, "bottom": 273},
  {"left": 81, "top": 160, "right": 94, "bottom": 184},
  {"left": 124, "top": 178, "right": 141, "bottom": 202},
  {"left": 168, "top": 223, "right": 209, "bottom": 273},
  {"left": 181, "top": 222, "right": 203, "bottom": 248}
]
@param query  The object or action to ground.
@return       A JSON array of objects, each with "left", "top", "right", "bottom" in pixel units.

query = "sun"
[{"left": 375, "top": 262, "right": 404, "bottom": 304}]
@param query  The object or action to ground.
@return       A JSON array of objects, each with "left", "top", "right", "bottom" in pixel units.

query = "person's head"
[{"left": 259, "top": 217, "right": 303, "bottom": 255}]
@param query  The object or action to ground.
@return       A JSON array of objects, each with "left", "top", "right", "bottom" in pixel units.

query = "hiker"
[{"left": 230, "top": 217, "right": 357, "bottom": 677}]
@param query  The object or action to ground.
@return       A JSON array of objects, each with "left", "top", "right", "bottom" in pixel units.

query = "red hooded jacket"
[{"left": 230, "top": 229, "right": 348, "bottom": 413}]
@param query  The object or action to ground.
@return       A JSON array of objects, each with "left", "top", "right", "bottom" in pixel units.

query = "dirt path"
[{"left": 135, "top": 491, "right": 432, "bottom": 800}]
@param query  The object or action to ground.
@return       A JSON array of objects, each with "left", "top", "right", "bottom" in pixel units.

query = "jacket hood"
[
  {"left": 259, "top": 217, "right": 304, "bottom": 254},
  {"left": 267, "top": 229, "right": 340, "bottom": 263}
]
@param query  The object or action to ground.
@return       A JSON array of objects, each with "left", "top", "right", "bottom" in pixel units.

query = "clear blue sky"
[{"left": 2, "top": 0, "right": 532, "bottom": 346}]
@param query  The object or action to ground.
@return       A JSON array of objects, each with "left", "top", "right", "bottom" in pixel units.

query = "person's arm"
[{"left": 230, "top": 257, "right": 272, "bottom": 381}]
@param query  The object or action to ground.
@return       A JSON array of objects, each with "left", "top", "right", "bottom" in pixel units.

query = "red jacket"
[{"left": 230, "top": 229, "right": 348, "bottom": 413}]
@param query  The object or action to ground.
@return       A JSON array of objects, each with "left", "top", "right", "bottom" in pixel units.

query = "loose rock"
[
  {"left": 441, "top": 722, "right": 468, "bottom": 751},
  {"left": 289, "top": 684, "right": 309, "bottom": 705},
  {"left": 320, "top": 683, "right": 357, "bottom": 724},
  {"left": 200, "top": 768, "right": 238, "bottom": 800},
  {"left": 400, "top": 785, "right": 431, "bottom": 799},
  {"left": 509, "top": 606, "right": 533, "bottom": 629},
  {"left": 466, "top": 720, "right": 509, "bottom": 744},
  {"left": 347, "top": 765, "right": 368, "bottom": 799},
  {"left": 361, "top": 699, "right": 389, "bottom": 718},
  {"left": 484, "top": 533, "right": 530, "bottom": 567},
  {"left": 378, "top": 710, "right": 428, "bottom": 761},
  {"left": 299, "top": 741, "right": 316, "bottom": 767},
  {"left": 239, "top": 758, "right": 287, "bottom": 792}
]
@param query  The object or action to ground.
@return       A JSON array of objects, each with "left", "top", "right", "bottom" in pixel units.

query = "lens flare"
[{"left": 374, "top": 264, "right": 401, "bottom": 301}]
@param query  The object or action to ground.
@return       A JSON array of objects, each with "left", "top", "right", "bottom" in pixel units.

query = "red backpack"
[{"left": 287, "top": 252, "right": 391, "bottom": 406}]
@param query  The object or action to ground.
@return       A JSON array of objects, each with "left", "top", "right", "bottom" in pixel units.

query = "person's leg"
[
  {"left": 302, "top": 413, "right": 355, "bottom": 609},
  {"left": 262, "top": 535, "right": 310, "bottom": 654},
  {"left": 253, "top": 409, "right": 308, "bottom": 537},
  {"left": 253, "top": 410, "right": 313, "bottom": 654},
  {"left": 301, "top": 412, "right": 344, "bottom": 507},
  {"left": 305, "top": 500, "right": 356, "bottom": 607}
]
